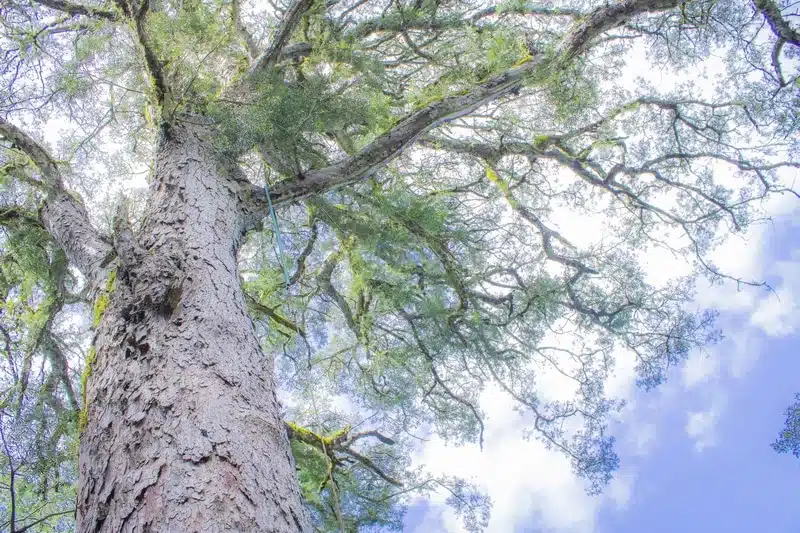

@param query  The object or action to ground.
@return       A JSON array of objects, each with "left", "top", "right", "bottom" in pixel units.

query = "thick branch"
[
  {"left": 559, "top": 0, "right": 680, "bottom": 61},
  {"left": 753, "top": 0, "right": 800, "bottom": 47},
  {"left": 240, "top": 0, "right": 683, "bottom": 222},
  {"left": 0, "top": 118, "right": 60, "bottom": 182},
  {"left": 0, "top": 118, "right": 112, "bottom": 281},
  {"left": 231, "top": 0, "right": 259, "bottom": 61},
  {"left": 133, "top": 1, "right": 168, "bottom": 107},
  {"left": 285, "top": 422, "right": 403, "bottom": 486},
  {"left": 250, "top": 0, "right": 316, "bottom": 74},
  {"left": 29, "top": 0, "right": 118, "bottom": 20},
  {"left": 244, "top": 292, "right": 307, "bottom": 337},
  {"left": 348, "top": 3, "right": 580, "bottom": 39},
  {"left": 269, "top": 60, "right": 539, "bottom": 204},
  {"left": 470, "top": 4, "right": 581, "bottom": 22}
]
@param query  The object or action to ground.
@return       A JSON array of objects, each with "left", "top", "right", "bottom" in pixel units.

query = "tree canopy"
[{"left": 0, "top": 0, "right": 798, "bottom": 530}]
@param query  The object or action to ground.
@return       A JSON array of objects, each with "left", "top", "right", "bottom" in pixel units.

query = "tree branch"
[
  {"left": 133, "top": 0, "right": 168, "bottom": 107},
  {"left": 239, "top": 0, "right": 684, "bottom": 221},
  {"left": 269, "top": 60, "right": 538, "bottom": 204},
  {"left": 753, "top": 0, "right": 800, "bottom": 47},
  {"left": 249, "top": 0, "right": 316, "bottom": 74},
  {"left": 0, "top": 117, "right": 112, "bottom": 281},
  {"left": 29, "top": 0, "right": 118, "bottom": 21},
  {"left": 558, "top": 0, "right": 680, "bottom": 61},
  {"left": 16, "top": 508, "right": 77, "bottom": 533},
  {"left": 231, "top": 0, "right": 259, "bottom": 61}
]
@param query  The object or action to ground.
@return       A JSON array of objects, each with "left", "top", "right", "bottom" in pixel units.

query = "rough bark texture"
[
  {"left": 77, "top": 122, "right": 311, "bottom": 533},
  {"left": 40, "top": 190, "right": 113, "bottom": 283}
]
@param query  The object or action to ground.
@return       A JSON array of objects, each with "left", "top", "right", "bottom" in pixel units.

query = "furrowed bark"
[{"left": 77, "top": 122, "right": 311, "bottom": 532}]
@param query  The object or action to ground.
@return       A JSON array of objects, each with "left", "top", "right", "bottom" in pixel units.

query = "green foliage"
[
  {"left": 288, "top": 422, "right": 405, "bottom": 532},
  {"left": 773, "top": 393, "right": 800, "bottom": 459},
  {"left": 535, "top": 58, "right": 598, "bottom": 123},
  {"left": 407, "top": 28, "right": 532, "bottom": 110},
  {"left": 211, "top": 65, "right": 394, "bottom": 164},
  {"left": 1, "top": 394, "right": 78, "bottom": 533}
]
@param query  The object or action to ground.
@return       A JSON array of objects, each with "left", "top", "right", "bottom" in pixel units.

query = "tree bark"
[{"left": 77, "top": 122, "right": 310, "bottom": 532}]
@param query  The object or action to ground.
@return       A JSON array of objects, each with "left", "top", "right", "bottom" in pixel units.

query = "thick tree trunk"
[{"left": 77, "top": 123, "right": 310, "bottom": 532}]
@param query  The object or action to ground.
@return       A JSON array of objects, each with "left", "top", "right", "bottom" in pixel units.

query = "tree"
[
  {"left": 0, "top": 0, "right": 797, "bottom": 530},
  {"left": 773, "top": 393, "right": 800, "bottom": 459}
]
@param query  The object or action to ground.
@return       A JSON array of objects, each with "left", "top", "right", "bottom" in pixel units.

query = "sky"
[{"left": 403, "top": 193, "right": 800, "bottom": 533}]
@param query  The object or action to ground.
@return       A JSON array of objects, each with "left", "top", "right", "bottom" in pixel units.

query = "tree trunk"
[{"left": 77, "top": 123, "right": 310, "bottom": 532}]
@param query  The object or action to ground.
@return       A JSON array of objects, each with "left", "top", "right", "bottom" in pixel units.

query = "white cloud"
[
  {"left": 726, "top": 330, "right": 761, "bottom": 380},
  {"left": 607, "top": 471, "right": 635, "bottom": 511},
  {"left": 692, "top": 200, "right": 800, "bottom": 381},
  {"left": 685, "top": 394, "right": 727, "bottom": 452},
  {"left": 628, "top": 423, "right": 657, "bottom": 457},
  {"left": 682, "top": 351, "right": 719, "bottom": 389},
  {"left": 409, "top": 67, "right": 800, "bottom": 533},
  {"left": 413, "top": 386, "right": 600, "bottom": 533}
]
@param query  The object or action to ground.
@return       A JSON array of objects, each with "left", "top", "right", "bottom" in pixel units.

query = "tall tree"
[{"left": 0, "top": 0, "right": 797, "bottom": 531}]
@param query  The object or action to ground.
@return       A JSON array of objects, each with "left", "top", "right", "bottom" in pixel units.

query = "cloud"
[
  {"left": 607, "top": 471, "right": 636, "bottom": 511},
  {"left": 682, "top": 351, "right": 720, "bottom": 389},
  {"left": 685, "top": 394, "right": 727, "bottom": 452},
  {"left": 725, "top": 330, "right": 762, "bottom": 380},
  {"left": 412, "top": 386, "right": 601, "bottom": 533},
  {"left": 628, "top": 423, "right": 657, "bottom": 457}
]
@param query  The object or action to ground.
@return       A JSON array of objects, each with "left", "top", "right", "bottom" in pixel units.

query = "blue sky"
[
  {"left": 597, "top": 335, "right": 800, "bottom": 533},
  {"left": 405, "top": 196, "right": 800, "bottom": 532},
  {"left": 597, "top": 206, "right": 800, "bottom": 533}
]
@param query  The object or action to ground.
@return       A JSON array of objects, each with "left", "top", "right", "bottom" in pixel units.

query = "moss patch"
[
  {"left": 92, "top": 268, "right": 116, "bottom": 327},
  {"left": 78, "top": 345, "right": 97, "bottom": 431}
]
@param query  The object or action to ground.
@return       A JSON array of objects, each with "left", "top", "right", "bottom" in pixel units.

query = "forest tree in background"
[{"left": 0, "top": 0, "right": 798, "bottom": 531}]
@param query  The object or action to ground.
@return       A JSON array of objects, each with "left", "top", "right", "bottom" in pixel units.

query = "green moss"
[
  {"left": 92, "top": 269, "right": 116, "bottom": 327},
  {"left": 486, "top": 164, "right": 520, "bottom": 208},
  {"left": 92, "top": 294, "right": 108, "bottom": 328},
  {"left": 533, "top": 134, "right": 550, "bottom": 148},
  {"left": 78, "top": 345, "right": 97, "bottom": 432},
  {"left": 287, "top": 421, "right": 351, "bottom": 449}
]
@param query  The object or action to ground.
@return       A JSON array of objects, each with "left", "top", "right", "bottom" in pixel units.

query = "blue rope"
[{"left": 264, "top": 178, "right": 291, "bottom": 288}]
